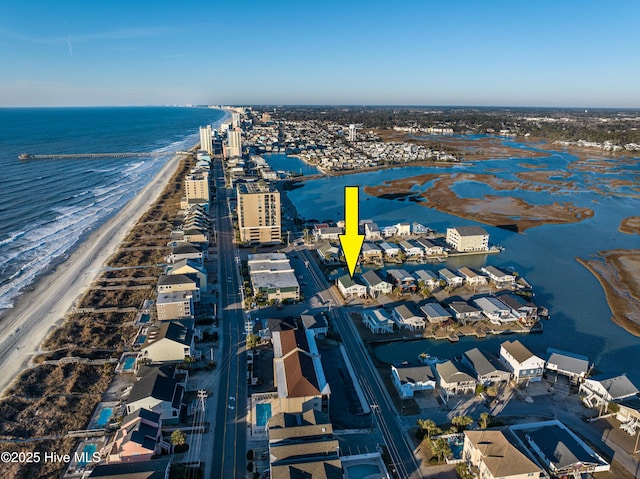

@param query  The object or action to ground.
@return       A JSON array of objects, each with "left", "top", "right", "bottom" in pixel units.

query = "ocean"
[{"left": 0, "top": 106, "right": 225, "bottom": 313}]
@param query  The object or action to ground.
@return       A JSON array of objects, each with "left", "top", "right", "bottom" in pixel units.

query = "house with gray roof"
[
  {"left": 434, "top": 360, "right": 477, "bottom": 397},
  {"left": 361, "top": 309, "right": 394, "bottom": 334},
  {"left": 462, "top": 348, "right": 511, "bottom": 385},
  {"left": 420, "top": 302, "right": 452, "bottom": 324},
  {"left": 139, "top": 320, "right": 197, "bottom": 363},
  {"left": 482, "top": 265, "right": 516, "bottom": 288},
  {"left": 126, "top": 365, "right": 186, "bottom": 423},
  {"left": 391, "top": 304, "right": 425, "bottom": 330},
  {"left": 474, "top": 296, "right": 517, "bottom": 324},
  {"left": 301, "top": 314, "right": 328, "bottom": 339},
  {"left": 386, "top": 268, "right": 416, "bottom": 292},
  {"left": 413, "top": 269, "right": 440, "bottom": 289},
  {"left": 579, "top": 373, "right": 639, "bottom": 409},
  {"left": 379, "top": 241, "right": 400, "bottom": 257},
  {"left": 88, "top": 458, "right": 171, "bottom": 479},
  {"left": 157, "top": 273, "right": 200, "bottom": 302},
  {"left": 544, "top": 348, "right": 590, "bottom": 383},
  {"left": 167, "top": 242, "right": 204, "bottom": 265},
  {"left": 438, "top": 268, "right": 463, "bottom": 288},
  {"left": 361, "top": 242, "right": 383, "bottom": 261},
  {"left": 361, "top": 269, "right": 392, "bottom": 298},
  {"left": 391, "top": 364, "right": 436, "bottom": 398},
  {"left": 448, "top": 301, "right": 483, "bottom": 324},
  {"left": 414, "top": 237, "right": 445, "bottom": 256},
  {"left": 316, "top": 243, "right": 340, "bottom": 264},
  {"left": 399, "top": 240, "right": 423, "bottom": 259}
]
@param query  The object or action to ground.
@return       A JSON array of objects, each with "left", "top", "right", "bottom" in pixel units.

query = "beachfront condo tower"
[
  {"left": 184, "top": 170, "right": 210, "bottom": 205},
  {"left": 199, "top": 125, "right": 213, "bottom": 155},
  {"left": 237, "top": 183, "right": 281, "bottom": 244}
]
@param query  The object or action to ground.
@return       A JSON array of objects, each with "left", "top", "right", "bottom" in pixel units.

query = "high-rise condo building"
[
  {"left": 199, "top": 125, "right": 213, "bottom": 154},
  {"left": 228, "top": 128, "right": 242, "bottom": 158},
  {"left": 232, "top": 112, "right": 241, "bottom": 128},
  {"left": 237, "top": 183, "right": 281, "bottom": 244},
  {"left": 348, "top": 124, "right": 357, "bottom": 141},
  {"left": 184, "top": 170, "right": 210, "bottom": 204}
]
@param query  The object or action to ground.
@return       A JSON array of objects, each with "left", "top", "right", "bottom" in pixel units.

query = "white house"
[
  {"left": 316, "top": 243, "right": 340, "bottom": 264},
  {"left": 140, "top": 321, "right": 197, "bottom": 363},
  {"left": 499, "top": 340, "right": 544, "bottom": 382},
  {"left": 448, "top": 301, "right": 483, "bottom": 324},
  {"left": 457, "top": 267, "right": 487, "bottom": 287},
  {"left": 361, "top": 309, "right": 395, "bottom": 334},
  {"left": 438, "top": 268, "right": 463, "bottom": 288},
  {"left": 380, "top": 226, "right": 398, "bottom": 238},
  {"left": 399, "top": 240, "right": 423, "bottom": 259},
  {"left": 394, "top": 223, "right": 411, "bottom": 238},
  {"left": 301, "top": 314, "right": 329, "bottom": 339},
  {"left": 391, "top": 364, "right": 436, "bottom": 398},
  {"left": 361, "top": 269, "right": 393, "bottom": 298},
  {"left": 391, "top": 304, "right": 425, "bottom": 330},
  {"left": 462, "top": 348, "right": 511, "bottom": 385},
  {"left": 364, "top": 222, "right": 382, "bottom": 241},
  {"left": 482, "top": 265, "right": 516, "bottom": 288},
  {"left": 579, "top": 373, "right": 639, "bottom": 409},
  {"left": 379, "top": 241, "right": 401, "bottom": 258},
  {"left": 544, "top": 348, "right": 590, "bottom": 383},
  {"left": 434, "top": 360, "right": 476, "bottom": 397},
  {"left": 415, "top": 238, "right": 445, "bottom": 256},
  {"left": 473, "top": 296, "right": 518, "bottom": 324},
  {"left": 336, "top": 274, "right": 367, "bottom": 298},
  {"left": 413, "top": 270, "right": 440, "bottom": 290}
]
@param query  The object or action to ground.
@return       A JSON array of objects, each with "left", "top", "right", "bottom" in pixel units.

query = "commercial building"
[
  {"left": 248, "top": 253, "right": 299, "bottom": 302},
  {"left": 446, "top": 225, "right": 489, "bottom": 252},
  {"left": 237, "top": 183, "right": 282, "bottom": 244}
]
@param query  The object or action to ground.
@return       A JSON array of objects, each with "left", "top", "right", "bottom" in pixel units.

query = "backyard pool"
[
  {"left": 95, "top": 407, "right": 113, "bottom": 427},
  {"left": 78, "top": 443, "right": 97, "bottom": 466},
  {"left": 346, "top": 463, "right": 383, "bottom": 479},
  {"left": 446, "top": 434, "right": 465, "bottom": 459},
  {"left": 122, "top": 356, "right": 136, "bottom": 370}
]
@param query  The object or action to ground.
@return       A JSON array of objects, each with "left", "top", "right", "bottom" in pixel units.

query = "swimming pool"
[
  {"left": 139, "top": 313, "right": 150, "bottom": 324},
  {"left": 346, "top": 464, "right": 381, "bottom": 479},
  {"left": 256, "top": 403, "right": 272, "bottom": 427},
  {"left": 122, "top": 356, "right": 136, "bottom": 370},
  {"left": 78, "top": 443, "right": 97, "bottom": 467},
  {"left": 446, "top": 435, "right": 464, "bottom": 459},
  {"left": 95, "top": 407, "right": 113, "bottom": 427}
]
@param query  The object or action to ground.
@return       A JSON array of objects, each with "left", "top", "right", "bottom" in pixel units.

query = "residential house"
[
  {"left": 579, "top": 373, "right": 639, "bottom": 409},
  {"left": 415, "top": 238, "right": 445, "bottom": 256},
  {"left": 182, "top": 227, "right": 208, "bottom": 245},
  {"left": 438, "top": 268, "right": 463, "bottom": 288},
  {"left": 316, "top": 226, "right": 343, "bottom": 241},
  {"left": 301, "top": 314, "right": 328, "bottom": 339},
  {"left": 268, "top": 410, "right": 342, "bottom": 479},
  {"left": 262, "top": 317, "right": 299, "bottom": 342},
  {"left": 434, "top": 360, "right": 477, "bottom": 396},
  {"left": 126, "top": 365, "right": 186, "bottom": 423},
  {"left": 445, "top": 225, "right": 489, "bottom": 252},
  {"left": 361, "top": 309, "right": 395, "bottom": 334},
  {"left": 387, "top": 269, "right": 416, "bottom": 292},
  {"left": 156, "top": 291, "right": 194, "bottom": 321},
  {"left": 361, "top": 269, "right": 393, "bottom": 298},
  {"left": 336, "top": 274, "right": 368, "bottom": 298},
  {"left": 482, "top": 265, "right": 516, "bottom": 289},
  {"left": 140, "top": 321, "right": 196, "bottom": 363},
  {"left": 473, "top": 296, "right": 517, "bottom": 324},
  {"left": 420, "top": 302, "right": 452, "bottom": 325},
  {"left": 364, "top": 222, "right": 382, "bottom": 241},
  {"left": 272, "top": 329, "right": 331, "bottom": 413},
  {"left": 105, "top": 408, "right": 170, "bottom": 463},
  {"left": 391, "top": 364, "right": 436, "bottom": 398},
  {"left": 399, "top": 240, "right": 423, "bottom": 259},
  {"left": 499, "top": 340, "right": 544, "bottom": 382},
  {"left": 457, "top": 267, "right": 487, "bottom": 287},
  {"left": 448, "top": 301, "right": 483, "bottom": 324},
  {"left": 462, "top": 348, "right": 511, "bottom": 385},
  {"left": 157, "top": 274, "right": 200, "bottom": 303},
  {"left": 511, "top": 420, "right": 610, "bottom": 476},
  {"left": 380, "top": 225, "right": 398, "bottom": 238},
  {"left": 166, "top": 243, "right": 204, "bottom": 265},
  {"left": 411, "top": 222, "right": 431, "bottom": 235},
  {"left": 395, "top": 222, "right": 411, "bottom": 237},
  {"left": 463, "top": 429, "right": 543, "bottom": 479},
  {"left": 361, "top": 242, "right": 383, "bottom": 261},
  {"left": 168, "top": 258, "right": 207, "bottom": 293},
  {"left": 498, "top": 293, "right": 538, "bottom": 325},
  {"left": 316, "top": 243, "right": 341, "bottom": 264},
  {"left": 88, "top": 458, "right": 171, "bottom": 479},
  {"left": 391, "top": 304, "right": 425, "bottom": 330},
  {"left": 413, "top": 269, "right": 440, "bottom": 290},
  {"left": 544, "top": 348, "right": 590, "bottom": 383},
  {"left": 379, "top": 241, "right": 400, "bottom": 258}
]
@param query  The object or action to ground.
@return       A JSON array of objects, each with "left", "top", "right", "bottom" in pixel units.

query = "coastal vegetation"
[{"left": 0, "top": 154, "right": 193, "bottom": 478}]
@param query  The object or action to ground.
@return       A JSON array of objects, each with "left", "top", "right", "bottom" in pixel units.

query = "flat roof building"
[
  {"left": 237, "top": 183, "right": 282, "bottom": 244},
  {"left": 446, "top": 225, "right": 489, "bottom": 252},
  {"left": 248, "top": 253, "right": 299, "bottom": 302}
]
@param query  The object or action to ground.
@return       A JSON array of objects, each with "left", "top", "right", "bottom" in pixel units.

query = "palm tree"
[
  {"left": 451, "top": 415, "right": 474, "bottom": 431},
  {"left": 479, "top": 412, "right": 491, "bottom": 429},
  {"left": 431, "top": 438, "right": 452, "bottom": 463},
  {"left": 417, "top": 418, "right": 441, "bottom": 439}
]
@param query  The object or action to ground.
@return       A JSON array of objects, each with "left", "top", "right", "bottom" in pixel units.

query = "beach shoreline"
[{"left": 0, "top": 145, "right": 197, "bottom": 397}]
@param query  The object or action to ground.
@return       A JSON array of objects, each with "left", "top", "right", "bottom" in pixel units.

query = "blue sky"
[{"left": 1, "top": 1, "right": 639, "bottom": 107}]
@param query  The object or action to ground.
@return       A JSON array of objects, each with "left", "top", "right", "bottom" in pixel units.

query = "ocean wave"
[{"left": 0, "top": 230, "right": 26, "bottom": 247}]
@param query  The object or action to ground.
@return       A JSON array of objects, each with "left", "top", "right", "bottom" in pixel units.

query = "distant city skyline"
[{"left": 1, "top": 0, "right": 639, "bottom": 108}]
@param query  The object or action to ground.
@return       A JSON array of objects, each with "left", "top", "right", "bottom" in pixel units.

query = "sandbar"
[{"left": 619, "top": 216, "right": 640, "bottom": 235}]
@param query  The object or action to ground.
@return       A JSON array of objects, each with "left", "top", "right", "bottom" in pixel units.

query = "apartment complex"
[
  {"left": 237, "top": 183, "right": 281, "bottom": 244},
  {"left": 199, "top": 125, "right": 213, "bottom": 154},
  {"left": 228, "top": 127, "right": 242, "bottom": 158},
  {"left": 446, "top": 225, "right": 489, "bottom": 252},
  {"left": 184, "top": 170, "right": 209, "bottom": 204}
]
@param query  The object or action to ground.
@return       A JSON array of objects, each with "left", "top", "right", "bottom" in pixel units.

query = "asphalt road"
[
  {"left": 299, "top": 247, "right": 422, "bottom": 479},
  {"left": 210, "top": 158, "right": 248, "bottom": 479}
]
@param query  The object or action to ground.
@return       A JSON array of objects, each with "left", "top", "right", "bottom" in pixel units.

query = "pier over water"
[{"left": 19, "top": 152, "right": 156, "bottom": 161}]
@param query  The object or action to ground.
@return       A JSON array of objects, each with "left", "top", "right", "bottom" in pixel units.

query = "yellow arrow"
[{"left": 339, "top": 186, "right": 364, "bottom": 278}]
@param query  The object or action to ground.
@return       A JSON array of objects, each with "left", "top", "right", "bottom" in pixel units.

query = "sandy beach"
[{"left": 0, "top": 148, "right": 193, "bottom": 397}]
